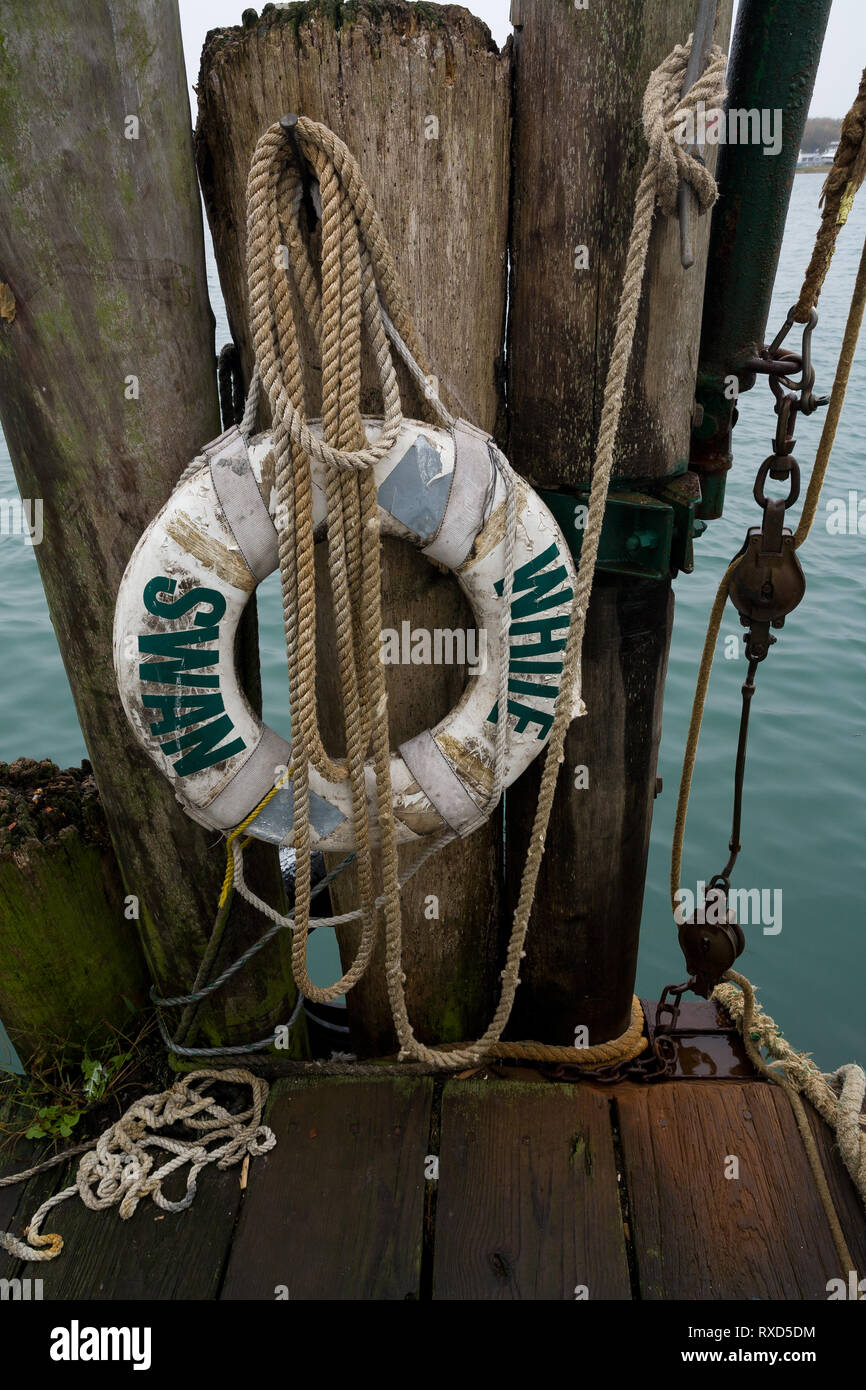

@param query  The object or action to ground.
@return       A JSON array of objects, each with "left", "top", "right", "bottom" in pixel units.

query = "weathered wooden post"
[
  {"left": 0, "top": 0, "right": 304, "bottom": 1052},
  {"left": 0, "top": 759, "right": 147, "bottom": 1062},
  {"left": 195, "top": 1, "right": 511, "bottom": 1051},
  {"left": 505, "top": 0, "right": 734, "bottom": 1045}
]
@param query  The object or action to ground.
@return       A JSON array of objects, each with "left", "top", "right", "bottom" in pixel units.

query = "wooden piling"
[
  {"left": 0, "top": 0, "right": 304, "bottom": 1053},
  {"left": 195, "top": 1, "right": 511, "bottom": 1051},
  {"left": 504, "top": 0, "right": 734, "bottom": 1045},
  {"left": 0, "top": 760, "right": 148, "bottom": 1062}
]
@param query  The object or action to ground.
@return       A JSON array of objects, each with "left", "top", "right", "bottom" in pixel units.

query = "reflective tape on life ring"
[{"left": 113, "top": 418, "right": 583, "bottom": 852}]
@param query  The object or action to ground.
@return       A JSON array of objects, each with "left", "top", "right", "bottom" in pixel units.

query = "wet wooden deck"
[{"left": 1, "top": 1002, "right": 864, "bottom": 1301}]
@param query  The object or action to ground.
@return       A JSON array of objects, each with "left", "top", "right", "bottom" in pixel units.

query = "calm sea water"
[{"left": 1, "top": 175, "right": 863, "bottom": 1063}]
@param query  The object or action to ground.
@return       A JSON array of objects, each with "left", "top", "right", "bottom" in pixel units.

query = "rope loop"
[{"left": 246, "top": 116, "right": 432, "bottom": 474}]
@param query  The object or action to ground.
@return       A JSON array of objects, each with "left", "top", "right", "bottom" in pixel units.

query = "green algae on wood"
[{"left": 0, "top": 761, "right": 148, "bottom": 1064}]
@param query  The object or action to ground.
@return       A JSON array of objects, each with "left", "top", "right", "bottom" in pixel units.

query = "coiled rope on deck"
[{"left": 0, "top": 1070, "right": 274, "bottom": 1263}]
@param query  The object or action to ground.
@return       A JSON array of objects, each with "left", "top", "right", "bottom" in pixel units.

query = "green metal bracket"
[
  {"left": 659, "top": 470, "right": 707, "bottom": 575},
  {"left": 541, "top": 476, "right": 706, "bottom": 581}
]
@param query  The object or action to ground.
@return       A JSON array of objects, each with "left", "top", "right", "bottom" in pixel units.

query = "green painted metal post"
[{"left": 692, "top": 0, "right": 834, "bottom": 517}]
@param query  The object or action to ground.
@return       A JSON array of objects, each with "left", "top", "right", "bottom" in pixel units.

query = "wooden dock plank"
[
  {"left": 0, "top": 1160, "right": 68, "bottom": 1284},
  {"left": 4, "top": 1073, "right": 860, "bottom": 1301},
  {"left": 0, "top": 1156, "right": 29, "bottom": 1254},
  {"left": 3, "top": 1158, "right": 243, "bottom": 1300},
  {"left": 0, "top": 1101, "right": 37, "bottom": 1256},
  {"left": 807, "top": 1107, "right": 866, "bottom": 1277},
  {"left": 617, "top": 1080, "right": 864, "bottom": 1299},
  {"left": 0, "top": 1102, "right": 71, "bottom": 1282},
  {"left": 432, "top": 1080, "right": 631, "bottom": 1300},
  {"left": 220, "top": 1077, "right": 433, "bottom": 1301}
]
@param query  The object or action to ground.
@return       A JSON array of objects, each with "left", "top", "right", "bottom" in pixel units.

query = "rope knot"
[
  {"left": 642, "top": 36, "right": 728, "bottom": 218},
  {"left": 248, "top": 1125, "right": 278, "bottom": 1156},
  {"left": 24, "top": 1228, "right": 63, "bottom": 1256}
]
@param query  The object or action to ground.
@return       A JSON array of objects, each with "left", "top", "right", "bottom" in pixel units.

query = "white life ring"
[{"left": 113, "top": 417, "right": 583, "bottom": 852}]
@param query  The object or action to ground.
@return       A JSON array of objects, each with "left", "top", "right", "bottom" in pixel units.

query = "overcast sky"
[{"left": 180, "top": 0, "right": 863, "bottom": 120}]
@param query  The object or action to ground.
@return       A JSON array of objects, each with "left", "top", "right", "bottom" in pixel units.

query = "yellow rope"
[
  {"left": 218, "top": 766, "right": 293, "bottom": 908},
  {"left": 794, "top": 233, "right": 866, "bottom": 547},
  {"left": 669, "top": 559, "right": 738, "bottom": 913}
]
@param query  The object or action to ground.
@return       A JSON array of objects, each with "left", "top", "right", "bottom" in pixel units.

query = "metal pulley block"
[
  {"left": 677, "top": 893, "right": 746, "bottom": 999},
  {"left": 727, "top": 522, "right": 806, "bottom": 624},
  {"left": 727, "top": 512, "right": 806, "bottom": 662}
]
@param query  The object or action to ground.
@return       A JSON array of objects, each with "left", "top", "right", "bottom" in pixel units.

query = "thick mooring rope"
[
  {"left": 716, "top": 975, "right": 866, "bottom": 1197},
  {"left": 716, "top": 973, "right": 864, "bottom": 1281},
  {"left": 793, "top": 65, "right": 866, "bottom": 323},
  {"left": 0, "top": 1071, "right": 274, "bottom": 1264}
]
